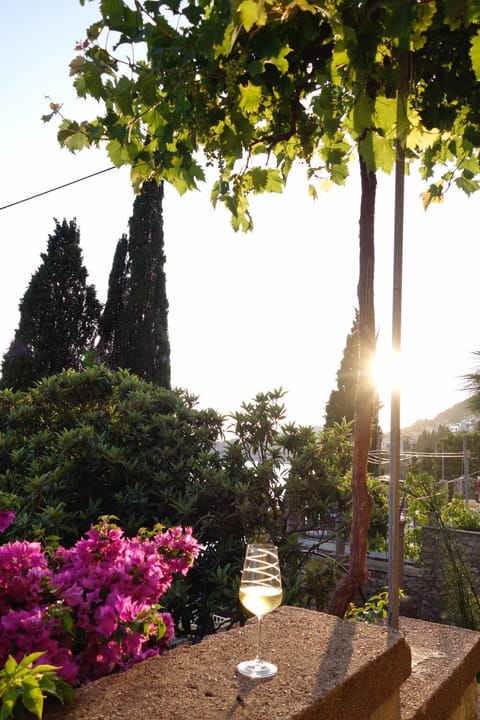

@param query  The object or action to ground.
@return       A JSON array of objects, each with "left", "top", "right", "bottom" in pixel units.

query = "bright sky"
[{"left": 2, "top": 1, "right": 480, "bottom": 431}]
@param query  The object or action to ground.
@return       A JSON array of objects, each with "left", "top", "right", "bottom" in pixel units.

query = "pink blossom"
[
  {"left": 0, "top": 520, "right": 199, "bottom": 687},
  {"left": 94, "top": 604, "right": 118, "bottom": 638},
  {"left": 0, "top": 510, "right": 15, "bottom": 533}
]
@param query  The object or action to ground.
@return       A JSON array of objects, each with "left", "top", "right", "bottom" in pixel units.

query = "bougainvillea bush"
[{"left": 0, "top": 514, "right": 199, "bottom": 687}]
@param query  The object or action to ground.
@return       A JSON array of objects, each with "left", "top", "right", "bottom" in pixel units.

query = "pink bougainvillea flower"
[
  {"left": 0, "top": 520, "right": 199, "bottom": 686},
  {"left": 0, "top": 510, "right": 15, "bottom": 533}
]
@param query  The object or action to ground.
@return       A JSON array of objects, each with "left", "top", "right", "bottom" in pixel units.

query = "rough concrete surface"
[
  {"left": 43, "top": 607, "right": 411, "bottom": 720},
  {"left": 399, "top": 617, "right": 480, "bottom": 720}
]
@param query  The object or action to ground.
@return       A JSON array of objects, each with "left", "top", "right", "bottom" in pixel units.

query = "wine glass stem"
[{"left": 256, "top": 615, "right": 263, "bottom": 663}]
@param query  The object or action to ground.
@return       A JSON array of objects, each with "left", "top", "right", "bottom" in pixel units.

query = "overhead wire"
[{"left": 0, "top": 166, "right": 118, "bottom": 211}]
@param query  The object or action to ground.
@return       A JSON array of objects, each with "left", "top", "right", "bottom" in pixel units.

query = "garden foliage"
[{"left": 0, "top": 367, "right": 357, "bottom": 634}]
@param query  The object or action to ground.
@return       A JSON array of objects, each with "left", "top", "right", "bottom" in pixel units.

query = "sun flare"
[{"left": 371, "top": 350, "right": 403, "bottom": 402}]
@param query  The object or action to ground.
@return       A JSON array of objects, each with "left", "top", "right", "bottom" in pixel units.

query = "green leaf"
[
  {"left": 238, "top": 82, "right": 262, "bottom": 114},
  {"left": 106, "top": 138, "right": 132, "bottom": 166},
  {"left": 15, "top": 653, "right": 46, "bottom": 671},
  {"left": 249, "top": 166, "right": 268, "bottom": 192},
  {"left": 455, "top": 174, "right": 479, "bottom": 195},
  {"left": 263, "top": 42, "right": 292, "bottom": 74},
  {"left": 86, "top": 21, "right": 103, "bottom": 42},
  {"left": 100, "top": 0, "right": 140, "bottom": 38},
  {"left": 21, "top": 677, "right": 44, "bottom": 719},
  {"left": 57, "top": 121, "right": 90, "bottom": 152},
  {"left": 371, "top": 133, "right": 396, "bottom": 174},
  {"left": 264, "top": 168, "right": 283, "bottom": 193},
  {"left": 330, "top": 160, "right": 349, "bottom": 185},
  {"left": 238, "top": 0, "right": 267, "bottom": 31},
  {"left": 374, "top": 96, "right": 397, "bottom": 137},
  {"left": 351, "top": 92, "right": 373, "bottom": 139},
  {"left": 137, "top": 70, "right": 158, "bottom": 107},
  {"left": 2, "top": 655, "right": 17, "bottom": 676},
  {"left": 0, "top": 689, "right": 20, "bottom": 720},
  {"left": 79, "top": 58, "right": 109, "bottom": 100},
  {"left": 131, "top": 163, "right": 154, "bottom": 193},
  {"left": 113, "top": 76, "right": 134, "bottom": 115},
  {"left": 470, "top": 31, "right": 480, "bottom": 81}
]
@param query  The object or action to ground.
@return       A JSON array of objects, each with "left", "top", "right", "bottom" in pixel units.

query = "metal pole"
[
  {"left": 463, "top": 435, "right": 469, "bottom": 501},
  {"left": 388, "top": 53, "right": 408, "bottom": 630}
]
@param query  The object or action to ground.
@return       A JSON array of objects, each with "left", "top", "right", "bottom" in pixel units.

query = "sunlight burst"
[{"left": 371, "top": 349, "right": 403, "bottom": 402}]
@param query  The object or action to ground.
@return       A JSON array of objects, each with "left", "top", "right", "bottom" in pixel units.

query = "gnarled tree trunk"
[{"left": 327, "top": 155, "right": 376, "bottom": 618}]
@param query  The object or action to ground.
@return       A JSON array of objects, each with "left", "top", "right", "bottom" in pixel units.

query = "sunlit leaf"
[
  {"left": 263, "top": 43, "right": 292, "bottom": 74},
  {"left": 411, "top": 0, "right": 437, "bottom": 49},
  {"left": 372, "top": 134, "right": 396, "bottom": 174},
  {"left": 106, "top": 138, "right": 131, "bottom": 165},
  {"left": 421, "top": 183, "right": 444, "bottom": 209},
  {"left": 238, "top": 0, "right": 267, "bottom": 31},
  {"left": 21, "top": 677, "right": 44, "bottom": 718},
  {"left": 406, "top": 123, "right": 439, "bottom": 152},
  {"left": 264, "top": 168, "right": 283, "bottom": 193},
  {"left": 351, "top": 92, "right": 373, "bottom": 139},
  {"left": 374, "top": 96, "right": 397, "bottom": 136},
  {"left": 238, "top": 82, "right": 262, "bottom": 114},
  {"left": 470, "top": 31, "right": 480, "bottom": 80}
]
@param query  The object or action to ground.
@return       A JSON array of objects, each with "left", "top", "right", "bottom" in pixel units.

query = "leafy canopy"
[{"left": 46, "top": 0, "right": 479, "bottom": 228}]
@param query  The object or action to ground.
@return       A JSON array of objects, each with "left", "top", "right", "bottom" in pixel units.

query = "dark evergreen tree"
[
  {"left": 97, "top": 234, "right": 129, "bottom": 371},
  {"left": 98, "top": 180, "right": 170, "bottom": 387},
  {"left": 1, "top": 218, "right": 101, "bottom": 391},
  {"left": 324, "top": 310, "right": 382, "bottom": 472},
  {"left": 325, "top": 310, "right": 360, "bottom": 427}
]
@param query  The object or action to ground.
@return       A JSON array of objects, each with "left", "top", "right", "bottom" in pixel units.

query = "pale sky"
[{"left": 1, "top": 1, "right": 480, "bottom": 431}]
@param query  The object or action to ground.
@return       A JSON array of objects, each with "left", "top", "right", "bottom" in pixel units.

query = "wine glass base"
[{"left": 236, "top": 659, "right": 278, "bottom": 678}]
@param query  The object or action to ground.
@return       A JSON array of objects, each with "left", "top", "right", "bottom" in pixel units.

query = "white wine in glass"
[{"left": 236, "top": 543, "right": 283, "bottom": 678}]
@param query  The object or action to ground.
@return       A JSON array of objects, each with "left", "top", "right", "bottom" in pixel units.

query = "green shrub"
[
  {"left": 0, "top": 373, "right": 352, "bottom": 635},
  {"left": 0, "top": 366, "right": 223, "bottom": 544},
  {"left": 441, "top": 497, "right": 480, "bottom": 531},
  {"left": 345, "top": 591, "right": 403, "bottom": 624}
]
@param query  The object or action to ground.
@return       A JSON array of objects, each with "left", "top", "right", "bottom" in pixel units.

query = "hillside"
[{"left": 401, "top": 399, "right": 472, "bottom": 438}]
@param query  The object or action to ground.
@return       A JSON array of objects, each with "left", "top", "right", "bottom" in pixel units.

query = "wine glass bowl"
[{"left": 236, "top": 543, "right": 283, "bottom": 678}]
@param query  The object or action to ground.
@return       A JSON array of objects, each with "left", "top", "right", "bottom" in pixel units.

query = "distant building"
[{"left": 448, "top": 415, "right": 480, "bottom": 433}]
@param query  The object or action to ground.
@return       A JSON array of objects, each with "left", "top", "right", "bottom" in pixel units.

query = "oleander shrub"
[{"left": 0, "top": 365, "right": 223, "bottom": 545}]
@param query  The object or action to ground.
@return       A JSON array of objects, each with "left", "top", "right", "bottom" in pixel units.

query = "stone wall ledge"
[
  {"left": 399, "top": 617, "right": 480, "bottom": 720},
  {"left": 43, "top": 607, "right": 480, "bottom": 720}
]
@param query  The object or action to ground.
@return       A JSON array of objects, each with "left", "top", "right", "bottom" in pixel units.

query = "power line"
[{"left": 0, "top": 166, "right": 118, "bottom": 211}]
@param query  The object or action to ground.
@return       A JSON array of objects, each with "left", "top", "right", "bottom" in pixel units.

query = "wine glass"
[{"left": 236, "top": 543, "right": 283, "bottom": 678}]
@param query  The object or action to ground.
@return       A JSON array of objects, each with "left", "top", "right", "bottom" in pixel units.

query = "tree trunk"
[{"left": 327, "top": 155, "right": 376, "bottom": 618}]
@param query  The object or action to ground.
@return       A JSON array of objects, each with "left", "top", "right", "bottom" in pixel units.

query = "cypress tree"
[
  {"left": 1, "top": 218, "right": 101, "bottom": 390},
  {"left": 325, "top": 311, "right": 382, "bottom": 470},
  {"left": 98, "top": 180, "right": 171, "bottom": 387},
  {"left": 324, "top": 310, "right": 361, "bottom": 427},
  {"left": 97, "top": 234, "right": 129, "bottom": 371}
]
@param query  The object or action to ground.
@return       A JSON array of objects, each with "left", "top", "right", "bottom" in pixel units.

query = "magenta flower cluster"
[{"left": 0, "top": 517, "right": 200, "bottom": 686}]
